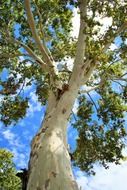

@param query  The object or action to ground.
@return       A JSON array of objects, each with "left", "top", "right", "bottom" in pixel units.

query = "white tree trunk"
[
  {"left": 26, "top": 52, "right": 95, "bottom": 189},
  {"left": 27, "top": 90, "right": 80, "bottom": 190},
  {"left": 26, "top": 3, "right": 94, "bottom": 186}
]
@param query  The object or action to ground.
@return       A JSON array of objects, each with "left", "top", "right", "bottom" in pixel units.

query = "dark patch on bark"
[
  {"left": 69, "top": 152, "right": 74, "bottom": 160},
  {"left": 56, "top": 83, "right": 69, "bottom": 100},
  {"left": 72, "top": 180, "right": 79, "bottom": 189},
  {"left": 62, "top": 108, "right": 66, "bottom": 114},
  {"left": 45, "top": 178, "right": 50, "bottom": 189},
  {"left": 36, "top": 187, "right": 41, "bottom": 190},
  {"left": 16, "top": 169, "right": 28, "bottom": 190},
  {"left": 47, "top": 115, "right": 52, "bottom": 119},
  {"left": 32, "top": 151, "right": 38, "bottom": 159},
  {"left": 81, "top": 63, "right": 86, "bottom": 69},
  {"left": 36, "top": 59, "right": 42, "bottom": 65},
  {"left": 41, "top": 126, "right": 48, "bottom": 133},
  {"left": 56, "top": 132, "right": 62, "bottom": 138},
  {"left": 51, "top": 171, "right": 57, "bottom": 177}
]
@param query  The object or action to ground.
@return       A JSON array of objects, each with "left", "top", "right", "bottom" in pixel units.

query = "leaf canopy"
[{"left": 0, "top": 149, "right": 21, "bottom": 190}]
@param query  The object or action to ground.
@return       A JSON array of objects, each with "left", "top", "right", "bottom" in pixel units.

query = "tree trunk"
[
  {"left": 25, "top": 1, "right": 92, "bottom": 188},
  {"left": 27, "top": 90, "right": 80, "bottom": 190}
]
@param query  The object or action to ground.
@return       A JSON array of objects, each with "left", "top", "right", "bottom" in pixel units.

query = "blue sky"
[{"left": 0, "top": 5, "right": 127, "bottom": 190}]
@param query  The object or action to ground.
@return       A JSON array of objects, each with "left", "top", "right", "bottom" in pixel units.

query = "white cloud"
[
  {"left": 30, "top": 91, "right": 38, "bottom": 103},
  {"left": 2, "top": 129, "right": 29, "bottom": 168},
  {"left": 125, "top": 39, "right": 127, "bottom": 45},
  {"left": 99, "top": 17, "right": 113, "bottom": 35},
  {"left": 76, "top": 161, "right": 127, "bottom": 190},
  {"left": 26, "top": 91, "right": 42, "bottom": 117},
  {"left": 76, "top": 171, "right": 90, "bottom": 190},
  {"left": 71, "top": 7, "right": 114, "bottom": 40},
  {"left": 93, "top": 16, "right": 113, "bottom": 41},
  {"left": 27, "top": 102, "right": 42, "bottom": 117},
  {"left": 2, "top": 129, "right": 24, "bottom": 148},
  {"left": 71, "top": 8, "right": 80, "bottom": 38},
  {"left": 109, "top": 43, "right": 118, "bottom": 51},
  {"left": 80, "top": 85, "right": 98, "bottom": 98},
  {"left": 2, "top": 130, "right": 15, "bottom": 142},
  {"left": 11, "top": 148, "right": 28, "bottom": 168},
  {"left": 72, "top": 99, "right": 79, "bottom": 114},
  {"left": 57, "top": 57, "right": 74, "bottom": 72}
]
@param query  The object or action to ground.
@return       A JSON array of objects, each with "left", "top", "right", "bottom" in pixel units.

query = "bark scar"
[
  {"left": 36, "top": 187, "right": 41, "bottom": 190},
  {"left": 45, "top": 178, "right": 50, "bottom": 189},
  {"left": 51, "top": 171, "right": 57, "bottom": 178},
  {"left": 41, "top": 126, "right": 48, "bottom": 133},
  {"left": 62, "top": 108, "right": 66, "bottom": 114}
]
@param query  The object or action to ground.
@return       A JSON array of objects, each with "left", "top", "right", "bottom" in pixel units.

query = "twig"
[
  {"left": 112, "top": 80, "right": 126, "bottom": 89},
  {"left": 9, "top": 38, "right": 47, "bottom": 70},
  {"left": 71, "top": 109, "right": 78, "bottom": 122},
  {"left": 87, "top": 92, "right": 98, "bottom": 113},
  {"left": 79, "top": 85, "right": 99, "bottom": 94},
  {"left": 17, "top": 80, "right": 26, "bottom": 96}
]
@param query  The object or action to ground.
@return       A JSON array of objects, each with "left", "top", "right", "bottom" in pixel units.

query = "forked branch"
[
  {"left": 10, "top": 38, "right": 47, "bottom": 70},
  {"left": 24, "top": 0, "right": 56, "bottom": 75}
]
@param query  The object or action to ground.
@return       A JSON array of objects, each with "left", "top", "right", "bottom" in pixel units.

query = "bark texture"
[{"left": 27, "top": 91, "right": 80, "bottom": 190}]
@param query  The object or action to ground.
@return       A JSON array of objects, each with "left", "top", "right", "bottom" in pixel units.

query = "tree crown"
[{"left": 0, "top": 0, "right": 127, "bottom": 174}]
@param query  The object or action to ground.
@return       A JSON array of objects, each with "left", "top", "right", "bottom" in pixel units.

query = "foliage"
[
  {"left": 72, "top": 95, "right": 126, "bottom": 174},
  {"left": 0, "top": 0, "right": 127, "bottom": 175},
  {"left": 0, "top": 149, "right": 21, "bottom": 190}
]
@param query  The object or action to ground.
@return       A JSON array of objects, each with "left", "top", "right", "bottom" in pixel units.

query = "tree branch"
[
  {"left": 24, "top": 0, "right": 56, "bottom": 75},
  {"left": 33, "top": 0, "right": 45, "bottom": 39},
  {"left": 79, "top": 85, "right": 99, "bottom": 94},
  {"left": 71, "top": 109, "right": 78, "bottom": 122},
  {"left": 87, "top": 92, "right": 98, "bottom": 113},
  {"left": 33, "top": 0, "right": 54, "bottom": 61},
  {"left": 103, "top": 22, "right": 127, "bottom": 52},
  {"left": 120, "top": 72, "right": 127, "bottom": 78},
  {"left": 69, "top": 0, "right": 88, "bottom": 86},
  {"left": 0, "top": 52, "right": 27, "bottom": 60},
  {"left": 11, "top": 38, "right": 47, "bottom": 70},
  {"left": 112, "top": 80, "right": 126, "bottom": 89}
]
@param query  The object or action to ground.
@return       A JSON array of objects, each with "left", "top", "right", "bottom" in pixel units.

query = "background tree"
[
  {"left": 0, "top": 149, "right": 21, "bottom": 190},
  {"left": 0, "top": 0, "right": 127, "bottom": 190}
]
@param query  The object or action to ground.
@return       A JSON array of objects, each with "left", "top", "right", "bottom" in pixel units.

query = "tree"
[
  {"left": 0, "top": 149, "right": 21, "bottom": 190},
  {"left": 0, "top": 0, "right": 127, "bottom": 189}
]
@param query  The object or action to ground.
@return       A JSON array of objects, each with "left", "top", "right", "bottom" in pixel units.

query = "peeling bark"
[{"left": 27, "top": 93, "right": 79, "bottom": 190}]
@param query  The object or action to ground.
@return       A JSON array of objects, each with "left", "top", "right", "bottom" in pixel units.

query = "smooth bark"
[{"left": 27, "top": 91, "right": 79, "bottom": 190}]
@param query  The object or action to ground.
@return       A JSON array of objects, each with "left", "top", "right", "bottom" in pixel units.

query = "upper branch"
[
  {"left": 69, "top": 0, "right": 88, "bottom": 86},
  {"left": 10, "top": 38, "right": 47, "bottom": 70},
  {"left": 24, "top": 0, "right": 56, "bottom": 76},
  {"left": 103, "top": 22, "right": 127, "bottom": 52},
  {"left": 33, "top": 0, "right": 54, "bottom": 61}
]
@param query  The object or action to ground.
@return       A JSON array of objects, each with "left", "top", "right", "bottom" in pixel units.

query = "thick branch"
[
  {"left": 34, "top": 0, "right": 54, "bottom": 61},
  {"left": 69, "top": 0, "right": 88, "bottom": 86},
  {"left": 24, "top": 0, "right": 55, "bottom": 75},
  {"left": 33, "top": 0, "right": 45, "bottom": 39}
]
